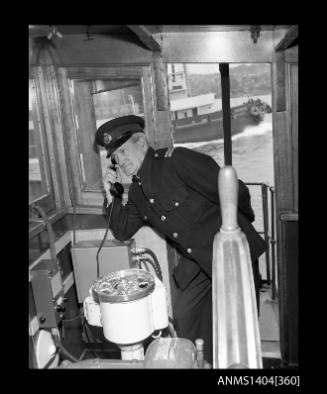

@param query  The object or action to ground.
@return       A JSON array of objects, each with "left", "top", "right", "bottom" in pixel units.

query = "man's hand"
[
  {"left": 164, "top": 145, "right": 175, "bottom": 158},
  {"left": 102, "top": 166, "right": 117, "bottom": 203}
]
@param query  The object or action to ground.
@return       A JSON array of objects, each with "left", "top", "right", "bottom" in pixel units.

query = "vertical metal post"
[
  {"left": 261, "top": 183, "right": 271, "bottom": 284},
  {"left": 219, "top": 63, "right": 232, "bottom": 166},
  {"left": 270, "top": 186, "right": 277, "bottom": 300}
]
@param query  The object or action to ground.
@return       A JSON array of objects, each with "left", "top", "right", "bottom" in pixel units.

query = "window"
[
  {"left": 61, "top": 66, "right": 156, "bottom": 209},
  {"left": 29, "top": 78, "right": 54, "bottom": 212},
  {"left": 92, "top": 80, "right": 144, "bottom": 185},
  {"left": 71, "top": 79, "right": 145, "bottom": 191}
]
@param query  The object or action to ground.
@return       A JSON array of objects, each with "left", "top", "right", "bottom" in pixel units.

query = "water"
[
  {"left": 175, "top": 95, "right": 273, "bottom": 174},
  {"left": 187, "top": 113, "right": 274, "bottom": 184}
]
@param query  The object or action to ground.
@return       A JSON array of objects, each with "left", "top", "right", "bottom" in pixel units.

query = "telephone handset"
[{"left": 109, "top": 157, "right": 124, "bottom": 197}]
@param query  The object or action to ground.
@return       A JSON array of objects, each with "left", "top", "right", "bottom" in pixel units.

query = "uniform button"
[
  {"left": 161, "top": 215, "right": 166, "bottom": 221},
  {"left": 187, "top": 248, "right": 192, "bottom": 254},
  {"left": 173, "top": 232, "right": 178, "bottom": 238},
  {"left": 149, "top": 198, "right": 155, "bottom": 204},
  {"left": 143, "top": 215, "right": 148, "bottom": 221},
  {"left": 154, "top": 153, "right": 159, "bottom": 158},
  {"left": 174, "top": 201, "right": 179, "bottom": 207}
]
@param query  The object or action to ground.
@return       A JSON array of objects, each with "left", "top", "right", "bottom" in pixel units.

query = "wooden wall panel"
[
  {"left": 278, "top": 216, "right": 298, "bottom": 366},
  {"left": 35, "top": 66, "right": 67, "bottom": 211},
  {"left": 273, "top": 111, "right": 294, "bottom": 212},
  {"left": 152, "top": 52, "right": 169, "bottom": 111},
  {"left": 57, "top": 68, "right": 83, "bottom": 207},
  {"left": 272, "top": 46, "right": 298, "bottom": 213},
  {"left": 142, "top": 65, "right": 157, "bottom": 148},
  {"left": 155, "top": 110, "right": 174, "bottom": 149},
  {"left": 152, "top": 52, "right": 174, "bottom": 149},
  {"left": 290, "top": 64, "right": 298, "bottom": 212},
  {"left": 32, "top": 34, "right": 153, "bottom": 66},
  {"left": 272, "top": 44, "right": 298, "bottom": 367},
  {"left": 73, "top": 81, "right": 102, "bottom": 190},
  {"left": 272, "top": 51, "right": 286, "bottom": 112}
]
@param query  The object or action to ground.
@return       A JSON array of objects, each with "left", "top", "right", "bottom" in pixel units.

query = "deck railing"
[{"left": 245, "top": 182, "right": 277, "bottom": 299}]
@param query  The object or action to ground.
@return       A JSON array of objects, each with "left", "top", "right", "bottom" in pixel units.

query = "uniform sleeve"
[
  {"left": 103, "top": 194, "right": 144, "bottom": 241},
  {"left": 171, "top": 147, "right": 255, "bottom": 222},
  {"left": 171, "top": 147, "right": 221, "bottom": 204}
]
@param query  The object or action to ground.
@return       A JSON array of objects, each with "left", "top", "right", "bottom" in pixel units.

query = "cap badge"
[{"left": 103, "top": 132, "right": 112, "bottom": 146}]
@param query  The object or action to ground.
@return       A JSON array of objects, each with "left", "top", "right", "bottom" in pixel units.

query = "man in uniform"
[{"left": 95, "top": 115, "right": 266, "bottom": 365}]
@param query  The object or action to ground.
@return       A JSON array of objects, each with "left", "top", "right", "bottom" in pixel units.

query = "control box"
[
  {"left": 30, "top": 259, "right": 65, "bottom": 329},
  {"left": 71, "top": 238, "right": 136, "bottom": 303}
]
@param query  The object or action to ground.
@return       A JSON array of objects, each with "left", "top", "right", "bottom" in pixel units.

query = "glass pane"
[
  {"left": 29, "top": 79, "right": 49, "bottom": 203},
  {"left": 92, "top": 80, "right": 144, "bottom": 184},
  {"left": 167, "top": 62, "right": 273, "bottom": 182}
]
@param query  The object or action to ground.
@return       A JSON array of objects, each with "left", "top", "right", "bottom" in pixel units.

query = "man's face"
[{"left": 111, "top": 138, "right": 145, "bottom": 176}]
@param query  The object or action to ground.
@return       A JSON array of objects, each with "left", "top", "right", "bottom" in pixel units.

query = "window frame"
[
  {"left": 29, "top": 66, "right": 70, "bottom": 237},
  {"left": 58, "top": 65, "right": 157, "bottom": 213},
  {"left": 29, "top": 74, "right": 56, "bottom": 215}
]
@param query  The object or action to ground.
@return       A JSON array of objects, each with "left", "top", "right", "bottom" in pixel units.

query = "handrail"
[
  {"left": 261, "top": 183, "right": 271, "bottom": 283},
  {"left": 213, "top": 167, "right": 262, "bottom": 369},
  {"left": 269, "top": 186, "right": 277, "bottom": 299},
  {"left": 245, "top": 182, "right": 277, "bottom": 299}
]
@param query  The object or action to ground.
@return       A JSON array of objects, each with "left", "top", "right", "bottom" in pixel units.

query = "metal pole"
[
  {"left": 261, "top": 183, "right": 271, "bottom": 284},
  {"left": 270, "top": 186, "right": 277, "bottom": 300},
  {"left": 219, "top": 63, "right": 232, "bottom": 166}
]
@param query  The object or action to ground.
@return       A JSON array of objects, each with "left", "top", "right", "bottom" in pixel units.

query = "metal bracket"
[{"left": 250, "top": 25, "right": 261, "bottom": 44}]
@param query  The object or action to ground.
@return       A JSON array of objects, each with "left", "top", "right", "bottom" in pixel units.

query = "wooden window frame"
[
  {"left": 29, "top": 66, "right": 70, "bottom": 237},
  {"left": 29, "top": 73, "right": 56, "bottom": 216},
  {"left": 58, "top": 65, "right": 157, "bottom": 214}
]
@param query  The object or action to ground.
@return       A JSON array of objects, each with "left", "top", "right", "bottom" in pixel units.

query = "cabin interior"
[{"left": 28, "top": 25, "right": 298, "bottom": 369}]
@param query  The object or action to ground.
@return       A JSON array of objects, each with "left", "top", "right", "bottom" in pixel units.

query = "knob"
[{"left": 39, "top": 316, "right": 46, "bottom": 324}]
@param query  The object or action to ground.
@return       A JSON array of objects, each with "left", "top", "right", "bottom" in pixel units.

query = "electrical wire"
[
  {"left": 96, "top": 197, "right": 115, "bottom": 279},
  {"left": 56, "top": 341, "right": 79, "bottom": 363},
  {"left": 139, "top": 248, "right": 161, "bottom": 274},
  {"left": 80, "top": 315, "right": 99, "bottom": 359},
  {"left": 139, "top": 257, "right": 163, "bottom": 281},
  {"left": 139, "top": 260, "right": 150, "bottom": 271},
  {"left": 62, "top": 313, "right": 82, "bottom": 323},
  {"left": 135, "top": 248, "right": 162, "bottom": 281},
  {"left": 51, "top": 328, "right": 79, "bottom": 363}
]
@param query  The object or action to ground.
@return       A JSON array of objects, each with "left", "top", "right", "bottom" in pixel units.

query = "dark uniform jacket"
[{"left": 104, "top": 146, "right": 266, "bottom": 289}]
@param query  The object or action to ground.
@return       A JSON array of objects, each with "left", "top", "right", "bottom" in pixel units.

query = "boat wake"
[
  {"left": 175, "top": 115, "right": 272, "bottom": 150},
  {"left": 232, "top": 117, "right": 272, "bottom": 141}
]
